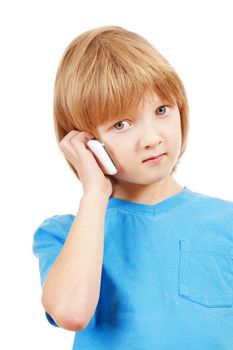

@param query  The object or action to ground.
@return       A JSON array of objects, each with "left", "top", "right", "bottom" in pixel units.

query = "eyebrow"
[{"left": 103, "top": 98, "right": 171, "bottom": 129}]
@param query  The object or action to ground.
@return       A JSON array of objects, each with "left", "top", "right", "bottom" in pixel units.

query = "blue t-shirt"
[{"left": 32, "top": 186, "right": 233, "bottom": 349}]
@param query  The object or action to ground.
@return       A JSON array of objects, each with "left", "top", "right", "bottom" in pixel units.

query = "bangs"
[
  {"left": 55, "top": 28, "right": 183, "bottom": 135},
  {"left": 77, "top": 61, "right": 179, "bottom": 128},
  {"left": 54, "top": 26, "right": 189, "bottom": 179}
]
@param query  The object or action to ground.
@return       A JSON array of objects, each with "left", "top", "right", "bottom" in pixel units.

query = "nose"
[{"left": 140, "top": 124, "right": 163, "bottom": 148}]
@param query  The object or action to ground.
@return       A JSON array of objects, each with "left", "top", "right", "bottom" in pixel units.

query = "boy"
[{"left": 33, "top": 26, "right": 233, "bottom": 349}]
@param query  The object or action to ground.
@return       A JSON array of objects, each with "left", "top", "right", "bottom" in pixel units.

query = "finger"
[
  {"left": 59, "top": 130, "right": 95, "bottom": 147},
  {"left": 60, "top": 132, "right": 95, "bottom": 165},
  {"left": 69, "top": 135, "right": 93, "bottom": 159},
  {"left": 59, "top": 130, "right": 80, "bottom": 146}
]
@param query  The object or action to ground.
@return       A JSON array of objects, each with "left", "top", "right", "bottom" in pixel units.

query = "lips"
[{"left": 142, "top": 153, "right": 165, "bottom": 162}]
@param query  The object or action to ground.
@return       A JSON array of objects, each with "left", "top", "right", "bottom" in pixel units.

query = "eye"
[
  {"left": 156, "top": 105, "right": 170, "bottom": 116},
  {"left": 112, "top": 105, "right": 170, "bottom": 131},
  {"left": 112, "top": 120, "right": 130, "bottom": 131}
]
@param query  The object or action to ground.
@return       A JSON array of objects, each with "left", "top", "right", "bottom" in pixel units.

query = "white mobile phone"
[{"left": 86, "top": 139, "right": 118, "bottom": 175}]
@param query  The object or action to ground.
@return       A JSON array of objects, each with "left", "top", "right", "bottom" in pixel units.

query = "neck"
[{"left": 111, "top": 175, "right": 183, "bottom": 205}]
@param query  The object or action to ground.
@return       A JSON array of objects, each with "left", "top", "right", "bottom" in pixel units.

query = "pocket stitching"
[{"left": 178, "top": 239, "right": 233, "bottom": 308}]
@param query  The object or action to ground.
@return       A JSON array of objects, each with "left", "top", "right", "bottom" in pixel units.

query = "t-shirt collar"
[{"left": 107, "top": 186, "right": 193, "bottom": 215}]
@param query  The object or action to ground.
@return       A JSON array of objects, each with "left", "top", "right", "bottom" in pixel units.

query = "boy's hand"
[{"left": 59, "top": 130, "right": 114, "bottom": 198}]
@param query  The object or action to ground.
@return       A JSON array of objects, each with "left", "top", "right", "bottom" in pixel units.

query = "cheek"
[
  {"left": 167, "top": 118, "right": 182, "bottom": 145},
  {"left": 111, "top": 144, "right": 129, "bottom": 164},
  {"left": 107, "top": 142, "right": 134, "bottom": 174},
  {"left": 169, "top": 133, "right": 181, "bottom": 151},
  {"left": 98, "top": 133, "right": 133, "bottom": 173},
  {"left": 102, "top": 139, "right": 122, "bottom": 163},
  {"left": 170, "top": 131, "right": 182, "bottom": 157}
]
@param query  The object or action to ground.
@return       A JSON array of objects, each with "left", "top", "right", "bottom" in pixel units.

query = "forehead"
[
  {"left": 97, "top": 91, "right": 169, "bottom": 132},
  {"left": 139, "top": 91, "right": 165, "bottom": 107},
  {"left": 130, "top": 92, "right": 172, "bottom": 117}
]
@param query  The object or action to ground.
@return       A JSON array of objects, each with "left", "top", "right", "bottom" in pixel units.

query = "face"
[{"left": 96, "top": 91, "right": 182, "bottom": 193}]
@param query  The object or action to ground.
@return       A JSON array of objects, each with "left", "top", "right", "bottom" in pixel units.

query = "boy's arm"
[{"left": 41, "top": 193, "right": 109, "bottom": 331}]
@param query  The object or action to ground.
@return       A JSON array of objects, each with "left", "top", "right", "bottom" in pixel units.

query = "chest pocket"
[{"left": 178, "top": 239, "right": 233, "bottom": 308}]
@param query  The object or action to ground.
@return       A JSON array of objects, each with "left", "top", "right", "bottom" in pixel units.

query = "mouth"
[{"left": 142, "top": 153, "right": 166, "bottom": 163}]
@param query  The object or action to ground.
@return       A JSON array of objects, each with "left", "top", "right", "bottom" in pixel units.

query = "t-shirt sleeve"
[{"left": 32, "top": 214, "right": 75, "bottom": 327}]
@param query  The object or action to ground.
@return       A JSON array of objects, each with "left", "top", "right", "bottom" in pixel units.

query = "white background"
[{"left": 1, "top": 0, "right": 233, "bottom": 348}]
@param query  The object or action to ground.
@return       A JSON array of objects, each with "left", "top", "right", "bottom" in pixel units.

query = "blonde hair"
[{"left": 54, "top": 25, "right": 189, "bottom": 179}]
